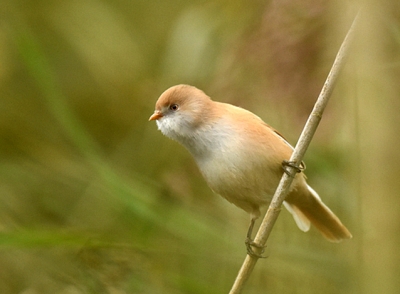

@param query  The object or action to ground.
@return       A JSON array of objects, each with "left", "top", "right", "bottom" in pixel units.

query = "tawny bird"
[{"left": 149, "top": 84, "right": 352, "bottom": 256}]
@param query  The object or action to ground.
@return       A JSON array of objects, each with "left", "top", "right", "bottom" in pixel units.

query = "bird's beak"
[{"left": 149, "top": 110, "right": 163, "bottom": 121}]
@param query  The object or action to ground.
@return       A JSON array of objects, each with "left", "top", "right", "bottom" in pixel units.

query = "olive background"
[{"left": 1, "top": 0, "right": 399, "bottom": 293}]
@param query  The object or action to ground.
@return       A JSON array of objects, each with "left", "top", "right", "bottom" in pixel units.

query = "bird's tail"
[{"left": 284, "top": 184, "right": 352, "bottom": 242}]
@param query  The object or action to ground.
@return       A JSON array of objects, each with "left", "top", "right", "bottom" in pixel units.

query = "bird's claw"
[
  {"left": 245, "top": 238, "right": 267, "bottom": 258},
  {"left": 282, "top": 160, "right": 305, "bottom": 177}
]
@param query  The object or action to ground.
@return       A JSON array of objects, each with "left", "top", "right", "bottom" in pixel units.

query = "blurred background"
[{"left": 1, "top": 0, "right": 399, "bottom": 293}]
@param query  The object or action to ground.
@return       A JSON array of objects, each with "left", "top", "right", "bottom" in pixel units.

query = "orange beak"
[{"left": 149, "top": 110, "right": 163, "bottom": 121}]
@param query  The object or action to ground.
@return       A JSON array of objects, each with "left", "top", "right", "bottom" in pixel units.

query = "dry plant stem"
[{"left": 229, "top": 13, "right": 359, "bottom": 294}]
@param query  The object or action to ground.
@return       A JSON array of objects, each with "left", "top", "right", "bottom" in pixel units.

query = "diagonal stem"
[{"left": 229, "top": 12, "right": 360, "bottom": 294}]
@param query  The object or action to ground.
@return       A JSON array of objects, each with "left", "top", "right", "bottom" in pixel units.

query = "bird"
[{"left": 149, "top": 84, "right": 352, "bottom": 257}]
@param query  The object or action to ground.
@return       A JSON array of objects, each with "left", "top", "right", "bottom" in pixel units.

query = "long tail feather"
[{"left": 285, "top": 184, "right": 352, "bottom": 242}]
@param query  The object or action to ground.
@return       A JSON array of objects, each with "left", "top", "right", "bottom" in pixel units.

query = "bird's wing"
[{"left": 269, "top": 125, "right": 306, "bottom": 171}]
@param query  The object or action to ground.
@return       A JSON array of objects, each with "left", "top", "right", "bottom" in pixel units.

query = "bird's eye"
[{"left": 169, "top": 104, "right": 179, "bottom": 111}]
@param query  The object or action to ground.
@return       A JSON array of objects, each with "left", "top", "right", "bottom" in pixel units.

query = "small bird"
[{"left": 149, "top": 84, "right": 352, "bottom": 256}]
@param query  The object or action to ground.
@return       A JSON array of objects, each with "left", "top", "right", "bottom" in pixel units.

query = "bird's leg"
[
  {"left": 282, "top": 160, "right": 305, "bottom": 177},
  {"left": 245, "top": 218, "right": 266, "bottom": 258}
]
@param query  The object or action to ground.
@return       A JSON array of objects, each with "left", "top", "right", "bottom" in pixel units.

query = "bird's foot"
[
  {"left": 282, "top": 160, "right": 305, "bottom": 177},
  {"left": 245, "top": 238, "right": 267, "bottom": 259}
]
